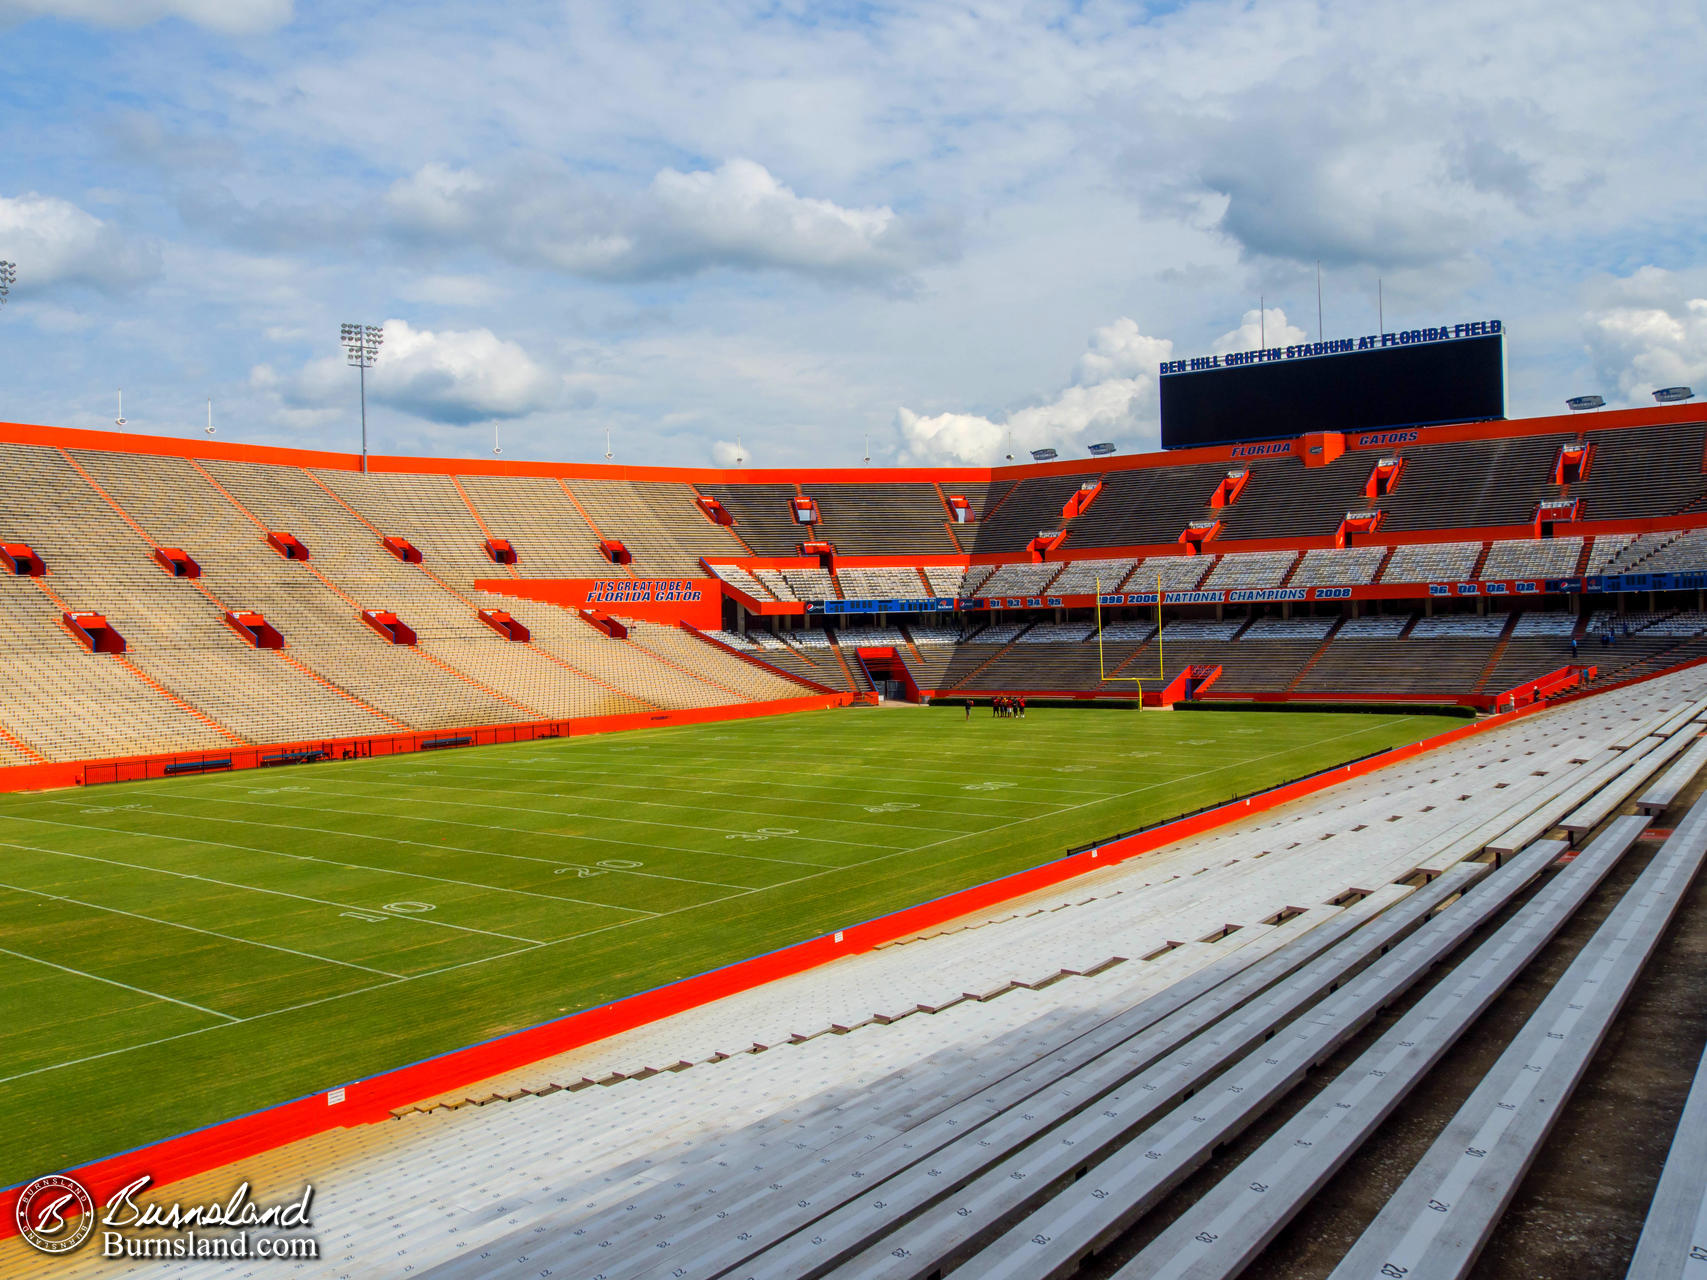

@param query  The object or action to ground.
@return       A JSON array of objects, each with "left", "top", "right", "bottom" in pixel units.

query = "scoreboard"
[{"left": 1159, "top": 325, "right": 1506, "bottom": 450}]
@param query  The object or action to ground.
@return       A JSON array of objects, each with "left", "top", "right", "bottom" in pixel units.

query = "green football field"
[{"left": 0, "top": 704, "right": 1446, "bottom": 1187}]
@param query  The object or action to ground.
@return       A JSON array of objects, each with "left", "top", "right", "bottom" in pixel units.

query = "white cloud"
[
  {"left": 278, "top": 320, "right": 559, "bottom": 425},
  {"left": 897, "top": 318, "right": 1174, "bottom": 465},
  {"left": 647, "top": 159, "right": 901, "bottom": 276},
  {"left": 1211, "top": 307, "right": 1309, "bottom": 356},
  {"left": 1583, "top": 268, "right": 1707, "bottom": 404},
  {"left": 387, "top": 158, "right": 935, "bottom": 283},
  {"left": 711, "top": 439, "right": 747, "bottom": 466},
  {"left": 0, "top": 0, "right": 290, "bottom": 33},
  {"left": 0, "top": 192, "right": 159, "bottom": 294}
]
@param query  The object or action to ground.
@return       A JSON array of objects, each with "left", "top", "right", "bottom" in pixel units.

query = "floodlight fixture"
[
  {"left": 1029, "top": 448, "right": 1058, "bottom": 462},
  {"left": 1654, "top": 386, "right": 1695, "bottom": 403},
  {"left": 1088, "top": 442, "right": 1116, "bottom": 456},
  {"left": 1565, "top": 395, "right": 1604, "bottom": 411},
  {"left": 340, "top": 322, "right": 384, "bottom": 472}
]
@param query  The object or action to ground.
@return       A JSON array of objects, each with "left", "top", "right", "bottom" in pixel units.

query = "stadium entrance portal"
[{"left": 857, "top": 647, "right": 920, "bottom": 702}]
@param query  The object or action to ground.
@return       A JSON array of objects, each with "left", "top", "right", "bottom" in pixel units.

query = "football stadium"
[
  {"left": 6, "top": 7, "right": 1707, "bottom": 1280},
  {"left": 4, "top": 382, "right": 1707, "bottom": 1277}
]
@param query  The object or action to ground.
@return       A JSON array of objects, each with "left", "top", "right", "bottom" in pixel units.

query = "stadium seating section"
[{"left": 1, "top": 409, "right": 1706, "bottom": 765}]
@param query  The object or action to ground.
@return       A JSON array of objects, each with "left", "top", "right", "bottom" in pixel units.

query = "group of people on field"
[{"left": 962, "top": 696, "right": 1027, "bottom": 719}]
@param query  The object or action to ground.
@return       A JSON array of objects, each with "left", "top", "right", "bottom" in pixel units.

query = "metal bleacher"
[
  {"left": 567, "top": 476, "right": 750, "bottom": 576},
  {"left": 138, "top": 664, "right": 1707, "bottom": 1280},
  {"left": 809, "top": 483, "right": 962, "bottom": 556},
  {"left": 1626, "top": 1028, "right": 1707, "bottom": 1278},
  {"left": 1329, "top": 796, "right": 1707, "bottom": 1280},
  {"left": 0, "top": 446, "right": 820, "bottom": 760}
]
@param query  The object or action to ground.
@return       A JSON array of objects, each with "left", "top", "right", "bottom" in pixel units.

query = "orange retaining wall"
[
  {"left": 0, "top": 693, "right": 851, "bottom": 794},
  {"left": 0, "top": 690, "right": 1548, "bottom": 1227}
]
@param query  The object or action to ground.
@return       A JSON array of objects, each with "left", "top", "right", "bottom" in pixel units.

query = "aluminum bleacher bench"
[
  {"left": 1486, "top": 731, "right": 1670, "bottom": 855},
  {"left": 732, "top": 870, "right": 1480, "bottom": 1280},
  {"left": 422, "top": 913, "right": 1354, "bottom": 1279},
  {"left": 425, "top": 891, "right": 1412, "bottom": 1280},
  {"left": 1326, "top": 795, "right": 1707, "bottom": 1280},
  {"left": 924, "top": 840, "right": 1571, "bottom": 1280},
  {"left": 1626, "top": 1032, "right": 1707, "bottom": 1278},
  {"left": 1638, "top": 733, "right": 1707, "bottom": 815},
  {"left": 1113, "top": 820, "right": 1647, "bottom": 1280},
  {"left": 1561, "top": 725, "right": 1705, "bottom": 836},
  {"left": 421, "top": 734, "right": 473, "bottom": 750}
]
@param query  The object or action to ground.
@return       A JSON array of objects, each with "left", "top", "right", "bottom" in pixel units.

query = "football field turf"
[{"left": 0, "top": 703, "right": 1445, "bottom": 1187}]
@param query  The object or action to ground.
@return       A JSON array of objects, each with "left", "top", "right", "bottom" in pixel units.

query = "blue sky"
[{"left": 2, "top": 0, "right": 1705, "bottom": 467}]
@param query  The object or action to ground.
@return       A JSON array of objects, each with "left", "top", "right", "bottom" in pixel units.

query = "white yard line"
[
  {"left": 303, "top": 780, "right": 897, "bottom": 860},
  {"left": 896, "top": 717, "right": 1415, "bottom": 861},
  {"left": 138, "top": 795, "right": 773, "bottom": 890},
  {"left": 428, "top": 755, "right": 1096, "bottom": 809},
  {"left": 0, "top": 980, "right": 406, "bottom": 1086},
  {"left": 311, "top": 780, "right": 912, "bottom": 852},
  {"left": 433, "top": 750, "right": 1106, "bottom": 802},
  {"left": 0, "top": 835, "right": 554, "bottom": 944},
  {"left": 576, "top": 748, "right": 1135, "bottom": 791},
  {"left": 0, "top": 944, "right": 239, "bottom": 1022},
  {"left": 17, "top": 810, "right": 655, "bottom": 919},
  {"left": 0, "top": 889, "right": 765, "bottom": 1086},
  {"left": 0, "top": 878, "right": 403, "bottom": 977},
  {"left": 344, "top": 763, "right": 981, "bottom": 833}
]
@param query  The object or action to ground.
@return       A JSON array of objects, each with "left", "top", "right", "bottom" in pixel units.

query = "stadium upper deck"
[{"left": 0, "top": 404, "right": 1702, "bottom": 776}]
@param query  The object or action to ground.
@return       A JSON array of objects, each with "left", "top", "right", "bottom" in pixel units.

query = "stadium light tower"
[
  {"left": 0, "top": 261, "right": 15, "bottom": 309},
  {"left": 339, "top": 322, "right": 383, "bottom": 473}
]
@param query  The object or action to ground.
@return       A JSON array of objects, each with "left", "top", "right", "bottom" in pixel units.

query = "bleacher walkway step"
[
  {"left": 1327, "top": 795, "right": 1707, "bottom": 1280},
  {"left": 921, "top": 840, "right": 1567, "bottom": 1280},
  {"left": 1114, "top": 817, "right": 1649, "bottom": 1280},
  {"left": 414, "top": 894, "right": 1396, "bottom": 1280},
  {"left": 690, "top": 876, "right": 1474, "bottom": 1280}
]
